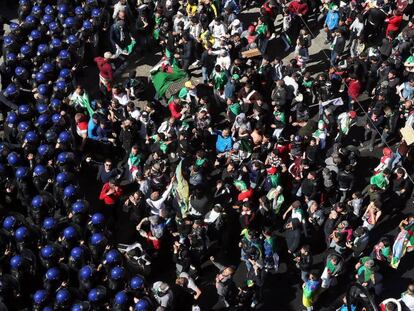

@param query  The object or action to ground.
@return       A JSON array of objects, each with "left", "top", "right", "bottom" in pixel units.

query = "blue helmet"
[
  {"left": 82, "top": 20, "right": 93, "bottom": 30},
  {"left": 6, "top": 111, "right": 17, "bottom": 124},
  {"left": 75, "top": 6, "right": 85, "bottom": 15},
  {"left": 91, "top": 213, "right": 105, "bottom": 226},
  {"left": 46, "top": 267, "right": 60, "bottom": 280},
  {"left": 79, "top": 265, "right": 93, "bottom": 280},
  {"left": 45, "top": 129, "right": 58, "bottom": 143},
  {"left": 71, "top": 303, "right": 87, "bottom": 311},
  {"left": 36, "top": 103, "right": 48, "bottom": 114},
  {"left": 40, "top": 63, "right": 53, "bottom": 73},
  {"left": 56, "top": 172, "right": 69, "bottom": 185},
  {"left": 63, "top": 185, "right": 77, "bottom": 198},
  {"left": 48, "top": 22, "right": 59, "bottom": 32},
  {"left": 68, "top": 35, "right": 78, "bottom": 45},
  {"left": 42, "top": 14, "right": 53, "bottom": 25},
  {"left": 90, "top": 233, "right": 105, "bottom": 246},
  {"left": 135, "top": 300, "right": 149, "bottom": 311},
  {"left": 51, "top": 38, "right": 62, "bottom": 48},
  {"left": 18, "top": 104, "right": 31, "bottom": 116},
  {"left": 58, "top": 131, "right": 71, "bottom": 143},
  {"left": 15, "top": 66, "right": 26, "bottom": 76},
  {"left": 10, "top": 255, "right": 23, "bottom": 269},
  {"left": 71, "top": 200, "right": 86, "bottom": 214},
  {"left": 15, "top": 226, "right": 28, "bottom": 242},
  {"left": 3, "top": 216, "right": 17, "bottom": 231},
  {"left": 70, "top": 246, "right": 84, "bottom": 260},
  {"left": 130, "top": 276, "right": 144, "bottom": 290},
  {"left": 91, "top": 8, "right": 101, "bottom": 18},
  {"left": 63, "top": 226, "right": 77, "bottom": 240},
  {"left": 31, "top": 195, "right": 44, "bottom": 209},
  {"left": 114, "top": 291, "right": 128, "bottom": 305},
  {"left": 36, "top": 115, "right": 49, "bottom": 127},
  {"left": 29, "top": 29, "right": 41, "bottom": 40},
  {"left": 88, "top": 288, "right": 105, "bottom": 302},
  {"left": 31, "top": 5, "right": 42, "bottom": 15},
  {"left": 37, "top": 84, "right": 49, "bottom": 96},
  {"left": 110, "top": 266, "right": 125, "bottom": 280},
  {"left": 35, "top": 72, "right": 47, "bottom": 84},
  {"left": 40, "top": 245, "right": 55, "bottom": 259},
  {"left": 9, "top": 22, "right": 19, "bottom": 32},
  {"left": 25, "top": 130, "right": 39, "bottom": 143},
  {"left": 37, "top": 44, "right": 48, "bottom": 55},
  {"left": 6, "top": 52, "right": 17, "bottom": 62},
  {"left": 57, "top": 4, "right": 68, "bottom": 15},
  {"left": 37, "top": 144, "right": 51, "bottom": 156},
  {"left": 3, "top": 36, "right": 14, "bottom": 46},
  {"left": 51, "top": 98, "right": 62, "bottom": 110},
  {"left": 57, "top": 152, "right": 74, "bottom": 164},
  {"left": 15, "top": 167, "right": 28, "bottom": 179},
  {"left": 105, "top": 249, "right": 121, "bottom": 264},
  {"left": 59, "top": 49, "right": 70, "bottom": 59},
  {"left": 59, "top": 68, "right": 71, "bottom": 79},
  {"left": 24, "top": 15, "right": 37, "bottom": 25},
  {"left": 5, "top": 84, "right": 17, "bottom": 96},
  {"left": 17, "top": 121, "right": 30, "bottom": 132},
  {"left": 42, "top": 217, "right": 56, "bottom": 230},
  {"left": 34, "top": 165, "right": 47, "bottom": 177},
  {"left": 7, "top": 152, "right": 20, "bottom": 165},
  {"left": 33, "top": 289, "right": 48, "bottom": 304},
  {"left": 55, "top": 79, "right": 67, "bottom": 91},
  {"left": 55, "top": 288, "right": 70, "bottom": 304},
  {"left": 51, "top": 113, "right": 62, "bottom": 123},
  {"left": 64, "top": 17, "right": 75, "bottom": 28},
  {"left": 44, "top": 5, "right": 54, "bottom": 15},
  {"left": 20, "top": 44, "right": 31, "bottom": 56}
]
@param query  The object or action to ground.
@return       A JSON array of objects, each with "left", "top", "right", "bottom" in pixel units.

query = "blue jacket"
[
  {"left": 216, "top": 132, "right": 233, "bottom": 153},
  {"left": 87, "top": 119, "right": 99, "bottom": 140},
  {"left": 325, "top": 11, "right": 339, "bottom": 30}
]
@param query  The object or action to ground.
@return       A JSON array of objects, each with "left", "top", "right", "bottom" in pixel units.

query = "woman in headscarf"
[{"left": 231, "top": 113, "right": 251, "bottom": 138}]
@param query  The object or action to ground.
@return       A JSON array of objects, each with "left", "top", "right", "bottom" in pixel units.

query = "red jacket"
[
  {"left": 94, "top": 57, "right": 113, "bottom": 80},
  {"left": 99, "top": 183, "right": 123, "bottom": 205},
  {"left": 288, "top": 1, "right": 309, "bottom": 16},
  {"left": 168, "top": 100, "right": 182, "bottom": 119},
  {"left": 347, "top": 79, "right": 361, "bottom": 101},
  {"left": 385, "top": 15, "right": 403, "bottom": 37}
]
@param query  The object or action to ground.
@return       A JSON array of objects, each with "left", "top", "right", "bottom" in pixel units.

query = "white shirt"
[{"left": 401, "top": 292, "right": 414, "bottom": 311}]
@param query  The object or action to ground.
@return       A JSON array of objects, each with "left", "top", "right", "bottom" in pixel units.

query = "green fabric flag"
[
  {"left": 126, "top": 39, "right": 136, "bottom": 54},
  {"left": 151, "top": 65, "right": 188, "bottom": 98},
  {"left": 370, "top": 173, "right": 389, "bottom": 189},
  {"left": 175, "top": 160, "right": 189, "bottom": 217}
]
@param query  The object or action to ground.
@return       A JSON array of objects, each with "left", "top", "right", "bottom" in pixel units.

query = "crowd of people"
[{"left": 1, "top": 0, "right": 414, "bottom": 310}]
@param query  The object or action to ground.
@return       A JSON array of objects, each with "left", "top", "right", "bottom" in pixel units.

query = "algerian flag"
[{"left": 174, "top": 160, "right": 189, "bottom": 217}]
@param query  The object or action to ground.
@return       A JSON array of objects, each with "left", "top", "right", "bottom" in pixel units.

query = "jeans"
[
  {"left": 330, "top": 50, "right": 338, "bottom": 67},
  {"left": 201, "top": 67, "right": 209, "bottom": 84}
]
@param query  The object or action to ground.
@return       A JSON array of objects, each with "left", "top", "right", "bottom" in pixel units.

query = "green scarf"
[
  {"left": 228, "top": 102, "right": 241, "bottom": 115},
  {"left": 129, "top": 153, "right": 141, "bottom": 167},
  {"left": 195, "top": 158, "right": 206, "bottom": 167}
]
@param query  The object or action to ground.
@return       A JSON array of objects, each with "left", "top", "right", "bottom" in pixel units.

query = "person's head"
[
  {"left": 407, "top": 282, "right": 414, "bottom": 294},
  {"left": 104, "top": 159, "right": 112, "bottom": 171},
  {"left": 300, "top": 245, "right": 310, "bottom": 255},
  {"left": 222, "top": 128, "right": 230, "bottom": 137},
  {"left": 131, "top": 145, "right": 139, "bottom": 155},
  {"left": 222, "top": 266, "right": 235, "bottom": 277},
  {"left": 385, "top": 302, "right": 397, "bottom": 311},
  {"left": 404, "top": 100, "right": 413, "bottom": 109},
  {"left": 308, "top": 200, "right": 318, "bottom": 213},
  {"left": 150, "top": 191, "right": 160, "bottom": 201},
  {"left": 330, "top": 255, "right": 338, "bottom": 264},
  {"left": 307, "top": 171, "right": 316, "bottom": 180},
  {"left": 396, "top": 167, "right": 405, "bottom": 178},
  {"left": 175, "top": 277, "right": 189, "bottom": 288}
]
